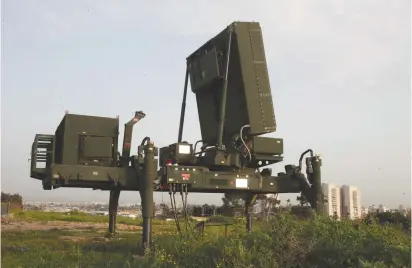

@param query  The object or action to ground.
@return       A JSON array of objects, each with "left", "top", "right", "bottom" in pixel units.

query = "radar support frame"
[{"left": 29, "top": 21, "right": 324, "bottom": 253}]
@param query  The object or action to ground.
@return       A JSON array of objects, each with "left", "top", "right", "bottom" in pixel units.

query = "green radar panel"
[{"left": 187, "top": 21, "right": 276, "bottom": 145}]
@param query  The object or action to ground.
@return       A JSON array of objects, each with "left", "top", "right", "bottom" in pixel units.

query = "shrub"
[{"left": 143, "top": 212, "right": 411, "bottom": 267}]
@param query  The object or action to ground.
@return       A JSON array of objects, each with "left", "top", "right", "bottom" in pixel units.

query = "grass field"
[
  {"left": 1, "top": 210, "right": 411, "bottom": 267},
  {"left": 11, "top": 210, "right": 139, "bottom": 225}
]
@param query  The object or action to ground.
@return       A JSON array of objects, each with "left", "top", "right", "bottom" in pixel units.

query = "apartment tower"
[
  {"left": 321, "top": 183, "right": 341, "bottom": 219},
  {"left": 341, "top": 185, "right": 361, "bottom": 219}
]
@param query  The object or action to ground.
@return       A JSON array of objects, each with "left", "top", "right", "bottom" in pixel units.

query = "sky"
[{"left": 1, "top": 0, "right": 411, "bottom": 208}]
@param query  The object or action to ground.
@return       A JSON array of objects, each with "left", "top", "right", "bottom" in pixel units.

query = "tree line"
[{"left": 1, "top": 192, "right": 23, "bottom": 205}]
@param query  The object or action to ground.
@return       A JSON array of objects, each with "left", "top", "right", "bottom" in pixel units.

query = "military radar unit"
[{"left": 30, "top": 21, "right": 324, "bottom": 251}]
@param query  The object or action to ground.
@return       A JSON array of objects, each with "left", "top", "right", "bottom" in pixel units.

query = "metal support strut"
[
  {"left": 216, "top": 28, "right": 233, "bottom": 150},
  {"left": 140, "top": 140, "right": 156, "bottom": 251},
  {"left": 178, "top": 63, "right": 190, "bottom": 143}
]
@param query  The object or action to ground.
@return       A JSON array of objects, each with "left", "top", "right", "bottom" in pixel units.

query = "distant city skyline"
[
  {"left": 20, "top": 190, "right": 411, "bottom": 210},
  {"left": 2, "top": 1, "right": 411, "bottom": 208},
  {"left": 22, "top": 197, "right": 410, "bottom": 210}
]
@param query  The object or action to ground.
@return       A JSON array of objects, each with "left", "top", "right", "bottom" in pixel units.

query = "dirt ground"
[{"left": 1, "top": 219, "right": 142, "bottom": 232}]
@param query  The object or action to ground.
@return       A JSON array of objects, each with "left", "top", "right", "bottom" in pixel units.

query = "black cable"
[
  {"left": 173, "top": 186, "right": 182, "bottom": 235},
  {"left": 180, "top": 187, "right": 189, "bottom": 235},
  {"left": 193, "top": 140, "right": 203, "bottom": 154},
  {"left": 172, "top": 185, "right": 182, "bottom": 234},
  {"left": 169, "top": 185, "right": 181, "bottom": 234},
  {"left": 141, "top": 137, "right": 151, "bottom": 146},
  {"left": 194, "top": 144, "right": 210, "bottom": 156},
  {"left": 183, "top": 185, "right": 193, "bottom": 234},
  {"left": 139, "top": 137, "right": 151, "bottom": 160},
  {"left": 168, "top": 187, "right": 176, "bottom": 224},
  {"left": 184, "top": 184, "right": 194, "bottom": 233},
  {"left": 298, "top": 149, "right": 314, "bottom": 171}
]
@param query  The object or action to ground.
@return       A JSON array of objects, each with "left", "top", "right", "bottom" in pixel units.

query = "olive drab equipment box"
[{"left": 54, "top": 114, "right": 119, "bottom": 167}]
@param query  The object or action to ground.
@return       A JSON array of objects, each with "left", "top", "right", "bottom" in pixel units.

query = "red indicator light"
[{"left": 160, "top": 185, "right": 169, "bottom": 190}]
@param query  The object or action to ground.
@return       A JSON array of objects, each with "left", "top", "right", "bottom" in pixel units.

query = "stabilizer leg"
[
  {"left": 140, "top": 140, "right": 156, "bottom": 251},
  {"left": 108, "top": 189, "right": 121, "bottom": 234},
  {"left": 244, "top": 194, "right": 257, "bottom": 234}
]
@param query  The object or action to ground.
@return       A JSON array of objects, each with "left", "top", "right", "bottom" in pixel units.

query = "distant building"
[
  {"left": 398, "top": 205, "right": 408, "bottom": 216},
  {"left": 322, "top": 183, "right": 341, "bottom": 219},
  {"left": 252, "top": 198, "right": 279, "bottom": 217},
  {"left": 378, "top": 204, "right": 389, "bottom": 213},
  {"left": 361, "top": 207, "right": 369, "bottom": 218},
  {"left": 368, "top": 205, "right": 378, "bottom": 213},
  {"left": 341, "top": 185, "right": 361, "bottom": 219}
]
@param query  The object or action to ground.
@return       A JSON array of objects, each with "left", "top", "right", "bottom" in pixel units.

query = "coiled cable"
[{"left": 240, "top": 125, "right": 251, "bottom": 161}]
